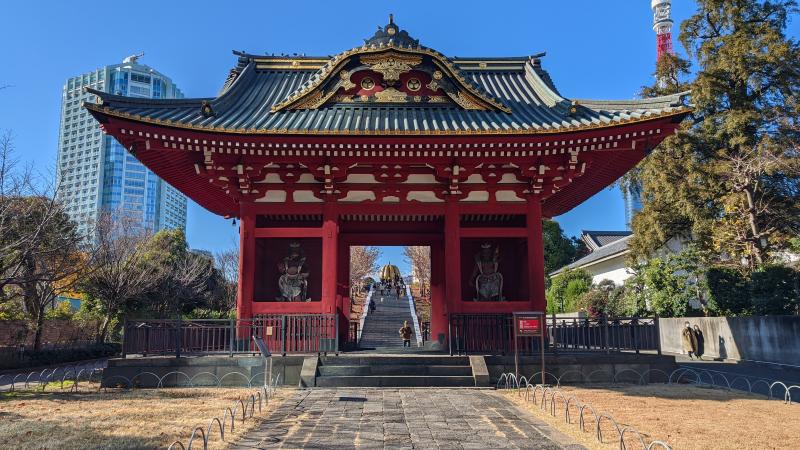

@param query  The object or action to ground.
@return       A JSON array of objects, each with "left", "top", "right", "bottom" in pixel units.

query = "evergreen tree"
[{"left": 629, "top": 0, "right": 800, "bottom": 271}]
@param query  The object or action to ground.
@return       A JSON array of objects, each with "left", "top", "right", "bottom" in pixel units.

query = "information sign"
[{"left": 516, "top": 317, "right": 543, "bottom": 336}]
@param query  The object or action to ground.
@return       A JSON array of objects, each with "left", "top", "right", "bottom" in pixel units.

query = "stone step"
[
  {"left": 318, "top": 365, "right": 472, "bottom": 376},
  {"left": 320, "top": 356, "right": 470, "bottom": 366},
  {"left": 315, "top": 375, "right": 476, "bottom": 388}
]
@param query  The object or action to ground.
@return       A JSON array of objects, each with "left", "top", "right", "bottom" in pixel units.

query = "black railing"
[
  {"left": 448, "top": 313, "right": 660, "bottom": 356},
  {"left": 549, "top": 316, "right": 661, "bottom": 354},
  {"left": 449, "top": 314, "right": 516, "bottom": 355},
  {"left": 122, "top": 314, "right": 341, "bottom": 357}
]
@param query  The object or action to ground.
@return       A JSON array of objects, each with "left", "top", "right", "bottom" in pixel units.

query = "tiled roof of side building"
[
  {"left": 82, "top": 20, "right": 690, "bottom": 136},
  {"left": 582, "top": 230, "right": 633, "bottom": 250},
  {"left": 551, "top": 234, "right": 632, "bottom": 276}
]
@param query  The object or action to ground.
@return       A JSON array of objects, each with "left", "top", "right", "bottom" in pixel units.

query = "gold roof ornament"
[{"left": 379, "top": 263, "right": 402, "bottom": 282}]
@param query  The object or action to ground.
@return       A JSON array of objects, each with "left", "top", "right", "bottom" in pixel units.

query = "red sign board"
[{"left": 516, "top": 317, "right": 543, "bottom": 336}]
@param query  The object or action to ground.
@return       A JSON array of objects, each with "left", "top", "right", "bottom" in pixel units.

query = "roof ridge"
[{"left": 84, "top": 87, "right": 207, "bottom": 107}]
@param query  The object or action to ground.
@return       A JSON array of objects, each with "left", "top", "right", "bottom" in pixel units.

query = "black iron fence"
[
  {"left": 550, "top": 316, "right": 661, "bottom": 353},
  {"left": 448, "top": 313, "right": 661, "bottom": 356},
  {"left": 122, "top": 314, "right": 341, "bottom": 357}
]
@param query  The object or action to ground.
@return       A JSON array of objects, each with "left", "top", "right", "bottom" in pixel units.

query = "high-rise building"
[
  {"left": 57, "top": 54, "right": 187, "bottom": 237},
  {"left": 623, "top": 183, "right": 643, "bottom": 229}
]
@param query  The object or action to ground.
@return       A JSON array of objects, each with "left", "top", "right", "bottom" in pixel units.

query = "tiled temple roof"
[{"left": 84, "top": 19, "right": 689, "bottom": 136}]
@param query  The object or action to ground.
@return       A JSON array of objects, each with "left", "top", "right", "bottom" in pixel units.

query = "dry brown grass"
[
  {"left": 504, "top": 384, "right": 800, "bottom": 450},
  {"left": 0, "top": 385, "right": 288, "bottom": 450}
]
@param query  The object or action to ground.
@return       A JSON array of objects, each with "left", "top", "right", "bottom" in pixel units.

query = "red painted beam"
[
  {"left": 459, "top": 227, "right": 528, "bottom": 238},
  {"left": 339, "top": 232, "right": 442, "bottom": 246},
  {"left": 251, "top": 302, "right": 323, "bottom": 314},
  {"left": 253, "top": 228, "right": 324, "bottom": 238}
]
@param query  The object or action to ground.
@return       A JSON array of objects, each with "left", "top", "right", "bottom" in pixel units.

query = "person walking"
[
  {"left": 399, "top": 320, "right": 413, "bottom": 348},
  {"left": 682, "top": 321, "right": 698, "bottom": 359},
  {"left": 369, "top": 297, "right": 376, "bottom": 313}
]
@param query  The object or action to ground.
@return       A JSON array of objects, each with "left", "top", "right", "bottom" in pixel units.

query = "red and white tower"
[{"left": 652, "top": 0, "right": 674, "bottom": 58}]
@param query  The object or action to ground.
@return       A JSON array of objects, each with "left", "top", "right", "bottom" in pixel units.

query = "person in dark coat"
[
  {"left": 693, "top": 324, "right": 705, "bottom": 360},
  {"left": 399, "top": 320, "right": 413, "bottom": 348},
  {"left": 369, "top": 298, "right": 376, "bottom": 313},
  {"left": 682, "top": 322, "right": 698, "bottom": 359}
]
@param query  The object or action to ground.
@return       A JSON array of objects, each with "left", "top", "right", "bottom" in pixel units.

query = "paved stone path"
[{"left": 232, "top": 388, "right": 583, "bottom": 449}]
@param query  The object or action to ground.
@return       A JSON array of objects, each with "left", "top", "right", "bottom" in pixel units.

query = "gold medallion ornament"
[
  {"left": 407, "top": 78, "right": 421, "bottom": 91},
  {"left": 360, "top": 77, "right": 375, "bottom": 90}
]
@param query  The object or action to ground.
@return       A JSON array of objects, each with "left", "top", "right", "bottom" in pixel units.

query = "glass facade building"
[
  {"left": 57, "top": 55, "right": 187, "bottom": 237},
  {"left": 623, "top": 182, "right": 643, "bottom": 229}
]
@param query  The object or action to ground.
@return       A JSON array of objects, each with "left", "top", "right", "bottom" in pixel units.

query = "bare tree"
[
  {"left": 0, "top": 132, "right": 95, "bottom": 349},
  {"left": 0, "top": 131, "right": 51, "bottom": 293},
  {"left": 722, "top": 144, "right": 800, "bottom": 267},
  {"left": 80, "top": 213, "right": 160, "bottom": 342},
  {"left": 403, "top": 246, "right": 431, "bottom": 298},
  {"left": 350, "top": 246, "right": 380, "bottom": 298},
  {"left": 214, "top": 247, "right": 239, "bottom": 313}
]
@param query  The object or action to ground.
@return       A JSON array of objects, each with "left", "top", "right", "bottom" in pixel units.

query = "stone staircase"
[
  {"left": 359, "top": 293, "right": 415, "bottom": 349},
  {"left": 315, "top": 355, "right": 476, "bottom": 387}
]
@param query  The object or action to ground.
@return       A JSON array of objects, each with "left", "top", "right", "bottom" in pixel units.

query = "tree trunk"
[
  {"left": 97, "top": 316, "right": 111, "bottom": 343},
  {"left": 32, "top": 310, "right": 45, "bottom": 351},
  {"left": 743, "top": 186, "right": 764, "bottom": 266}
]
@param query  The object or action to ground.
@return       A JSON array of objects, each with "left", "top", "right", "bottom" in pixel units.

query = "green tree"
[
  {"left": 546, "top": 269, "right": 592, "bottom": 314},
  {"left": 750, "top": 265, "right": 800, "bottom": 315},
  {"left": 629, "top": 0, "right": 800, "bottom": 271},
  {"left": 706, "top": 266, "right": 751, "bottom": 315},
  {"left": 625, "top": 247, "right": 708, "bottom": 317},
  {"left": 542, "top": 220, "right": 584, "bottom": 275},
  {"left": 137, "top": 229, "right": 214, "bottom": 317},
  {"left": 576, "top": 279, "right": 627, "bottom": 318}
]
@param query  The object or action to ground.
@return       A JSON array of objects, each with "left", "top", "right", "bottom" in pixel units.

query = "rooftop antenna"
[{"left": 123, "top": 52, "right": 145, "bottom": 64}]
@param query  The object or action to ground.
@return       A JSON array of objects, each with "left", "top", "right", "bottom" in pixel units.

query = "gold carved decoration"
[
  {"left": 433, "top": 70, "right": 443, "bottom": 80},
  {"left": 426, "top": 80, "right": 440, "bottom": 91},
  {"left": 339, "top": 71, "right": 355, "bottom": 90},
  {"left": 448, "top": 91, "right": 484, "bottom": 110},
  {"left": 407, "top": 78, "right": 421, "bottom": 91},
  {"left": 374, "top": 87, "right": 408, "bottom": 103},
  {"left": 292, "top": 90, "right": 334, "bottom": 109},
  {"left": 359, "top": 52, "right": 422, "bottom": 85}
]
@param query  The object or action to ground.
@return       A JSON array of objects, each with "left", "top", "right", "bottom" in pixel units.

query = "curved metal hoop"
[{"left": 596, "top": 413, "right": 622, "bottom": 444}]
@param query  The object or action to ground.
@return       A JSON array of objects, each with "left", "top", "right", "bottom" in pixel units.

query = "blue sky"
[{"left": 3, "top": 1, "right": 790, "bottom": 275}]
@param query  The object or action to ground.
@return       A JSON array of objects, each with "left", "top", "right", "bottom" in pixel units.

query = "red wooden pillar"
[
  {"left": 321, "top": 202, "right": 339, "bottom": 314},
  {"left": 336, "top": 236, "right": 350, "bottom": 341},
  {"left": 443, "top": 199, "right": 461, "bottom": 338},
  {"left": 526, "top": 197, "right": 546, "bottom": 311},
  {"left": 429, "top": 240, "right": 446, "bottom": 345},
  {"left": 237, "top": 208, "right": 255, "bottom": 321}
]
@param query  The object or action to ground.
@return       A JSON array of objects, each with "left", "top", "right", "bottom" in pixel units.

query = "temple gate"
[{"left": 87, "top": 17, "right": 688, "bottom": 351}]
